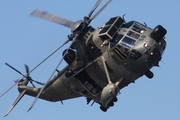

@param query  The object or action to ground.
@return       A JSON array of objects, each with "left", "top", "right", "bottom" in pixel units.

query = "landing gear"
[
  {"left": 145, "top": 70, "right": 154, "bottom": 79},
  {"left": 109, "top": 97, "right": 118, "bottom": 107},
  {"left": 100, "top": 97, "right": 118, "bottom": 112},
  {"left": 100, "top": 105, "right": 107, "bottom": 112},
  {"left": 100, "top": 102, "right": 114, "bottom": 112},
  {"left": 109, "top": 102, "right": 114, "bottom": 107},
  {"left": 113, "top": 97, "right": 118, "bottom": 102}
]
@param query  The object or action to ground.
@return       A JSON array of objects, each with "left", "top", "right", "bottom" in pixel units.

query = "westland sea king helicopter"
[{"left": 1, "top": 0, "right": 167, "bottom": 116}]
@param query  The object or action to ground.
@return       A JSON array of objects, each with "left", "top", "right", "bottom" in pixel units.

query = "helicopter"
[{"left": 1, "top": 0, "right": 167, "bottom": 116}]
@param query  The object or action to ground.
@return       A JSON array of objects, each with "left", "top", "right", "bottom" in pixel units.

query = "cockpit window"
[
  {"left": 117, "top": 45, "right": 130, "bottom": 56},
  {"left": 110, "top": 34, "right": 123, "bottom": 48},
  {"left": 122, "top": 21, "right": 134, "bottom": 28},
  {"left": 131, "top": 22, "right": 146, "bottom": 33},
  {"left": 130, "top": 50, "right": 142, "bottom": 61},
  {"left": 113, "top": 44, "right": 130, "bottom": 61},
  {"left": 127, "top": 31, "right": 140, "bottom": 39},
  {"left": 120, "top": 37, "right": 135, "bottom": 49}
]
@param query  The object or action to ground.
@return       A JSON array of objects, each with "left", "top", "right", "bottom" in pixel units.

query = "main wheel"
[
  {"left": 113, "top": 97, "right": 118, "bottom": 102},
  {"left": 100, "top": 106, "right": 107, "bottom": 112},
  {"left": 109, "top": 102, "right": 114, "bottom": 107}
]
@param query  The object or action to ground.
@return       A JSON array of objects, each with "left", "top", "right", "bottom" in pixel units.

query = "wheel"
[
  {"left": 145, "top": 70, "right": 154, "bottom": 79},
  {"left": 65, "top": 69, "right": 73, "bottom": 77},
  {"left": 100, "top": 106, "right": 107, "bottom": 112},
  {"left": 113, "top": 97, "right": 118, "bottom": 102},
  {"left": 109, "top": 102, "right": 114, "bottom": 107}
]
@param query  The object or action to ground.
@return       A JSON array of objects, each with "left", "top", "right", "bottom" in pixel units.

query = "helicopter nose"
[
  {"left": 150, "top": 25, "right": 167, "bottom": 43},
  {"left": 146, "top": 39, "right": 166, "bottom": 67},
  {"left": 146, "top": 47, "right": 161, "bottom": 67}
]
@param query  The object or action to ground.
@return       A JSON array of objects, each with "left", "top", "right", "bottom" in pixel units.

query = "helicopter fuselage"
[
  {"left": 18, "top": 17, "right": 167, "bottom": 110},
  {"left": 2, "top": 0, "right": 167, "bottom": 116}
]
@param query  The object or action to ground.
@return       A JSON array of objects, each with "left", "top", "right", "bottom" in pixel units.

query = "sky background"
[{"left": 0, "top": 0, "right": 179, "bottom": 120}]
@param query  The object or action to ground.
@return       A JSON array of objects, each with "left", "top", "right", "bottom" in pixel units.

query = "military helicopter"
[{"left": 1, "top": 0, "right": 167, "bottom": 116}]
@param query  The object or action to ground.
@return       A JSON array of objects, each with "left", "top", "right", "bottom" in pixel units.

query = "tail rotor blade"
[
  {"left": 4, "top": 90, "right": 26, "bottom": 117},
  {"left": 5, "top": 63, "right": 25, "bottom": 77},
  {"left": 0, "top": 83, "right": 17, "bottom": 98},
  {"left": 24, "top": 64, "right": 29, "bottom": 75},
  {"left": 90, "top": 0, "right": 112, "bottom": 21},
  {"left": 31, "top": 79, "right": 45, "bottom": 86},
  {"left": 29, "top": 80, "right": 36, "bottom": 88}
]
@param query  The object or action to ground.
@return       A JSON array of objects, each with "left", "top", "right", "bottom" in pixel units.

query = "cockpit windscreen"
[
  {"left": 120, "top": 37, "right": 135, "bottom": 49},
  {"left": 123, "top": 21, "right": 146, "bottom": 34},
  {"left": 131, "top": 22, "right": 146, "bottom": 33}
]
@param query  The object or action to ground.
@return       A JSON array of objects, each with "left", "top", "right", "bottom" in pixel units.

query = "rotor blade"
[
  {"left": 30, "top": 9, "right": 74, "bottom": 28},
  {"left": 90, "top": 0, "right": 112, "bottom": 21},
  {"left": 27, "top": 37, "right": 70, "bottom": 77},
  {"left": 4, "top": 90, "right": 26, "bottom": 117},
  {"left": 87, "top": 0, "right": 102, "bottom": 18},
  {"left": 27, "top": 36, "right": 77, "bottom": 112},
  {"left": 0, "top": 83, "right": 17, "bottom": 98},
  {"left": 31, "top": 79, "right": 45, "bottom": 86},
  {"left": 5, "top": 63, "right": 25, "bottom": 77},
  {"left": 3, "top": 33, "right": 69, "bottom": 98},
  {"left": 29, "top": 80, "right": 36, "bottom": 88},
  {"left": 24, "top": 64, "right": 29, "bottom": 75}
]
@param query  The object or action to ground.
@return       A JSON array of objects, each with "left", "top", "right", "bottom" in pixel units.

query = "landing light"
[
  {"left": 150, "top": 52, "right": 154, "bottom": 55},
  {"left": 144, "top": 43, "right": 148, "bottom": 48},
  {"left": 91, "top": 46, "right": 94, "bottom": 49},
  {"left": 140, "top": 30, "right": 144, "bottom": 34}
]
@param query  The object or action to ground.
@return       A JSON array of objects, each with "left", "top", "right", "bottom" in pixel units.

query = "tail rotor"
[{"left": 1, "top": 63, "right": 44, "bottom": 116}]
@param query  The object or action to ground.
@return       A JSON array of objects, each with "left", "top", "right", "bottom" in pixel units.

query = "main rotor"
[{"left": 31, "top": 0, "right": 112, "bottom": 41}]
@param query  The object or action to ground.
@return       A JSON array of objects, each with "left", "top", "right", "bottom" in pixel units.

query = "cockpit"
[
  {"left": 122, "top": 21, "right": 146, "bottom": 33},
  {"left": 111, "top": 21, "right": 147, "bottom": 61}
]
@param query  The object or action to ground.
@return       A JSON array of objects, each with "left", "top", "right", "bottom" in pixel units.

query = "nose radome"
[{"left": 150, "top": 25, "right": 167, "bottom": 42}]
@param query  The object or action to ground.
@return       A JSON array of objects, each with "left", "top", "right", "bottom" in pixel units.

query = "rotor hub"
[{"left": 71, "top": 20, "right": 83, "bottom": 33}]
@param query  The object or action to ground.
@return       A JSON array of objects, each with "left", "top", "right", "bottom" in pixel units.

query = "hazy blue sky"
[{"left": 0, "top": 0, "right": 179, "bottom": 120}]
